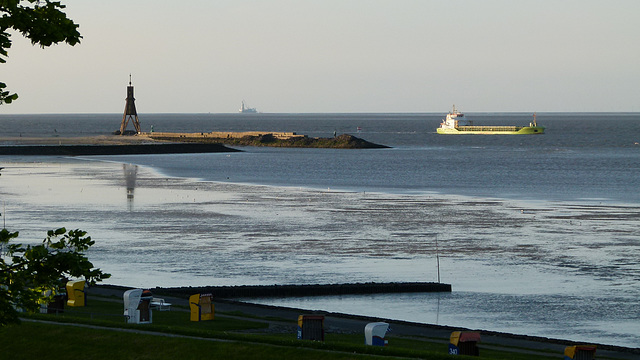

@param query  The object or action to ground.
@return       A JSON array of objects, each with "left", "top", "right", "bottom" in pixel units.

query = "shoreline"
[{"left": 93, "top": 284, "right": 640, "bottom": 359}]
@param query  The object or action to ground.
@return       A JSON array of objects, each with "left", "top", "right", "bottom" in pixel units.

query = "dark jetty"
[
  {"left": 154, "top": 282, "right": 451, "bottom": 299},
  {"left": 0, "top": 143, "right": 240, "bottom": 156}
]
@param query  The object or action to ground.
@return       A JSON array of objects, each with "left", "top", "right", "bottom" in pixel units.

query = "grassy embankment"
[{"left": 1, "top": 296, "right": 560, "bottom": 360}]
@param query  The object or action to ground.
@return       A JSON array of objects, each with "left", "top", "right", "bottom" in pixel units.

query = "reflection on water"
[{"left": 123, "top": 164, "right": 137, "bottom": 209}]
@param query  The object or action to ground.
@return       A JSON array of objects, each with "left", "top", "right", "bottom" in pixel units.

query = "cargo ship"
[{"left": 437, "top": 106, "right": 544, "bottom": 134}]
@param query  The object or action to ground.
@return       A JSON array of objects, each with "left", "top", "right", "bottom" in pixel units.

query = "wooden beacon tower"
[{"left": 119, "top": 74, "right": 141, "bottom": 135}]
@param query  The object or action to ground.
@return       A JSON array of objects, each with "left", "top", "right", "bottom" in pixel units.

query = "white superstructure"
[
  {"left": 439, "top": 104, "right": 472, "bottom": 130},
  {"left": 239, "top": 100, "right": 257, "bottom": 113}
]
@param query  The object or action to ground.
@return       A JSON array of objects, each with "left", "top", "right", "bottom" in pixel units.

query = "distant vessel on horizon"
[
  {"left": 239, "top": 100, "right": 257, "bottom": 113},
  {"left": 437, "top": 105, "right": 545, "bottom": 135}
]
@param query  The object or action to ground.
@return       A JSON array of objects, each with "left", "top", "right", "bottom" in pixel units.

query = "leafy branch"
[
  {"left": 1, "top": 227, "right": 110, "bottom": 326},
  {"left": 0, "top": 0, "right": 81, "bottom": 104}
]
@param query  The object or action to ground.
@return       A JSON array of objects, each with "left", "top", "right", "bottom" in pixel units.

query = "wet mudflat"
[{"left": 1, "top": 159, "right": 638, "bottom": 347}]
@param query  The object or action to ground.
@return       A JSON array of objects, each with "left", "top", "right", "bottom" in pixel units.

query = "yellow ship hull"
[{"left": 437, "top": 125, "right": 545, "bottom": 135}]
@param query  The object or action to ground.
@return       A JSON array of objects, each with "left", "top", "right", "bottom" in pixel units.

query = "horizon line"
[{"left": 2, "top": 111, "right": 640, "bottom": 116}]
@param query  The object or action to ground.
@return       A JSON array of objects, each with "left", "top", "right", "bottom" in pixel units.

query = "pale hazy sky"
[{"left": 2, "top": 0, "right": 639, "bottom": 114}]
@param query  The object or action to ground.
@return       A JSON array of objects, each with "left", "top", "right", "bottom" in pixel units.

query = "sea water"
[
  {"left": 3, "top": 112, "right": 638, "bottom": 201},
  {"left": 1, "top": 112, "right": 639, "bottom": 347}
]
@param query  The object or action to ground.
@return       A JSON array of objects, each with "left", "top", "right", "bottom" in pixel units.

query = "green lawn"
[
  {"left": 0, "top": 297, "right": 561, "bottom": 360},
  {"left": 2, "top": 322, "right": 383, "bottom": 360}
]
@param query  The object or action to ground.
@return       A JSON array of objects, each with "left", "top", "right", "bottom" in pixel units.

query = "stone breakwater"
[
  {"left": 0, "top": 132, "right": 389, "bottom": 150},
  {"left": 154, "top": 282, "right": 452, "bottom": 299},
  {"left": 144, "top": 132, "right": 390, "bottom": 149}
]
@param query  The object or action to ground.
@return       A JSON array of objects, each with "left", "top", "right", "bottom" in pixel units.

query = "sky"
[{"left": 2, "top": 0, "right": 639, "bottom": 114}]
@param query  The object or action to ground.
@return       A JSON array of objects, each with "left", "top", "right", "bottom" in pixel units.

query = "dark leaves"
[
  {"left": 0, "top": 1, "right": 82, "bottom": 104},
  {"left": 0, "top": 81, "right": 18, "bottom": 105},
  {"left": 0, "top": 228, "right": 110, "bottom": 326}
]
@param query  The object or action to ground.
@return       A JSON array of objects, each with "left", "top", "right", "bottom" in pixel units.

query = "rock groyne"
[
  {"left": 154, "top": 282, "right": 451, "bottom": 299},
  {"left": 145, "top": 132, "right": 390, "bottom": 149}
]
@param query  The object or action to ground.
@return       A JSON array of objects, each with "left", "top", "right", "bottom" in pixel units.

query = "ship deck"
[{"left": 456, "top": 126, "right": 524, "bottom": 132}]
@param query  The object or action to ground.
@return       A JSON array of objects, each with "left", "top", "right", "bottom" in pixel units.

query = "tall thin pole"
[
  {"left": 436, "top": 233, "right": 441, "bottom": 283},
  {"left": 1, "top": 201, "right": 3, "bottom": 255}
]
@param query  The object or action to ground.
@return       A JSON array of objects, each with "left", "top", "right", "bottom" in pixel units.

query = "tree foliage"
[
  {"left": 0, "top": 0, "right": 81, "bottom": 104},
  {"left": 0, "top": 227, "right": 110, "bottom": 326},
  {"left": 0, "top": 81, "right": 17, "bottom": 103}
]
